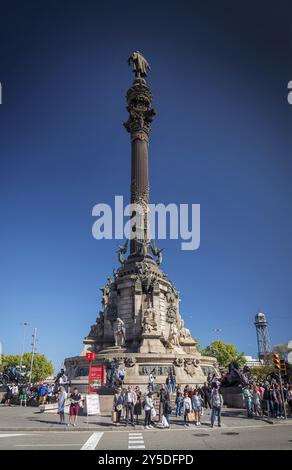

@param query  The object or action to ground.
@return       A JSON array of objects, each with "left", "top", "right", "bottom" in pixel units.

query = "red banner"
[{"left": 88, "top": 365, "right": 105, "bottom": 393}]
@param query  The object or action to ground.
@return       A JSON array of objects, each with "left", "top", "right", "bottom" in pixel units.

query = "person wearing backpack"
[{"left": 210, "top": 385, "right": 223, "bottom": 428}]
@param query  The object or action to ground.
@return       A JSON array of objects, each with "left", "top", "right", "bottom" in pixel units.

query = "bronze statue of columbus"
[{"left": 128, "top": 51, "right": 150, "bottom": 78}]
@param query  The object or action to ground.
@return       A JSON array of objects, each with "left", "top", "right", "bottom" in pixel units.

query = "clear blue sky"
[{"left": 0, "top": 1, "right": 292, "bottom": 372}]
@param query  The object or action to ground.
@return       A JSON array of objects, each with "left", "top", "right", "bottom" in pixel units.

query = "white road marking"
[
  {"left": 128, "top": 432, "right": 145, "bottom": 449},
  {"left": 0, "top": 434, "right": 36, "bottom": 438},
  {"left": 15, "top": 444, "right": 81, "bottom": 447},
  {"left": 81, "top": 432, "right": 103, "bottom": 450}
]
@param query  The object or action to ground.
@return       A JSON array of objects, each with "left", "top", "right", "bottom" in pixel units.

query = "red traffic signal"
[
  {"left": 86, "top": 352, "right": 96, "bottom": 362},
  {"left": 273, "top": 353, "right": 281, "bottom": 370}
]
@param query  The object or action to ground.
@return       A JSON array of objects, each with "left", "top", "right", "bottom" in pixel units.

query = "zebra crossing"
[{"left": 127, "top": 432, "right": 145, "bottom": 449}]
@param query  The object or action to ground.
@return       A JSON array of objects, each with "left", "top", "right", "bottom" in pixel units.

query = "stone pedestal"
[
  {"left": 65, "top": 352, "right": 218, "bottom": 390},
  {"left": 221, "top": 386, "right": 245, "bottom": 409},
  {"left": 139, "top": 334, "right": 165, "bottom": 354},
  {"left": 65, "top": 259, "right": 220, "bottom": 389}
]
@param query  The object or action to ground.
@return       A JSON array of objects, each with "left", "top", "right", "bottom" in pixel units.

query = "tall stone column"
[{"left": 124, "top": 68, "right": 155, "bottom": 257}]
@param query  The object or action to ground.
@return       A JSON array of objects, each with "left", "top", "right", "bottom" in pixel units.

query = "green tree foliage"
[
  {"left": 0, "top": 353, "right": 54, "bottom": 383},
  {"left": 250, "top": 365, "right": 274, "bottom": 382},
  {"left": 202, "top": 340, "right": 246, "bottom": 368}
]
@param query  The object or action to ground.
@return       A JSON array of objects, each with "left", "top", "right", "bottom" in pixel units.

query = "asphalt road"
[{"left": 1, "top": 423, "right": 292, "bottom": 450}]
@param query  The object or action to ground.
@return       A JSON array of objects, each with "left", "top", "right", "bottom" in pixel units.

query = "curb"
[
  {"left": 0, "top": 427, "right": 117, "bottom": 432},
  {"left": 2, "top": 421, "right": 290, "bottom": 432}
]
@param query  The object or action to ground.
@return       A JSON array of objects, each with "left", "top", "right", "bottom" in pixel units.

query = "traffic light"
[
  {"left": 280, "top": 359, "right": 287, "bottom": 375},
  {"left": 273, "top": 353, "right": 281, "bottom": 370}
]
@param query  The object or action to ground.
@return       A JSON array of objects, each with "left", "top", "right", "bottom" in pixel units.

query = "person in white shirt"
[
  {"left": 57, "top": 386, "right": 67, "bottom": 425},
  {"left": 11, "top": 383, "right": 19, "bottom": 396},
  {"left": 59, "top": 373, "right": 68, "bottom": 391},
  {"left": 183, "top": 392, "right": 192, "bottom": 427},
  {"left": 47, "top": 384, "right": 54, "bottom": 404},
  {"left": 124, "top": 386, "right": 137, "bottom": 426},
  {"left": 144, "top": 392, "right": 154, "bottom": 429},
  {"left": 148, "top": 373, "right": 155, "bottom": 392},
  {"left": 210, "top": 385, "right": 224, "bottom": 427}
]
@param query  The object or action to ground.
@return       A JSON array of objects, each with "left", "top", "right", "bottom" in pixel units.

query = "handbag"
[
  {"left": 151, "top": 407, "right": 156, "bottom": 418},
  {"left": 116, "top": 404, "right": 123, "bottom": 411},
  {"left": 161, "top": 415, "right": 169, "bottom": 428},
  {"left": 112, "top": 410, "right": 117, "bottom": 422},
  {"left": 189, "top": 411, "right": 196, "bottom": 422}
]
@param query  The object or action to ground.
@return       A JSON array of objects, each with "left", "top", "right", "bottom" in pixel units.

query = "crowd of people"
[
  {"left": 2, "top": 365, "right": 292, "bottom": 428},
  {"left": 1, "top": 369, "right": 84, "bottom": 427},
  {"left": 112, "top": 377, "right": 224, "bottom": 429},
  {"left": 2, "top": 369, "right": 70, "bottom": 407},
  {"left": 242, "top": 381, "right": 292, "bottom": 419},
  {"left": 111, "top": 373, "right": 292, "bottom": 429}
]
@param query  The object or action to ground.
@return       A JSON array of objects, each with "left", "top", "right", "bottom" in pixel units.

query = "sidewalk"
[{"left": 0, "top": 405, "right": 290, "bottom": 432}]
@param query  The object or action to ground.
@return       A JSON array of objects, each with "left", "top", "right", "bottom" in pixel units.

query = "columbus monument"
[{"left": 65, "top": 52, "right": 217, "bottom": 389}]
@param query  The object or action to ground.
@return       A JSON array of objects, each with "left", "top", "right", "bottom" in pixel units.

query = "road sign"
[{"left": 85, "top": 352, "right": 96, "bottom": 362}]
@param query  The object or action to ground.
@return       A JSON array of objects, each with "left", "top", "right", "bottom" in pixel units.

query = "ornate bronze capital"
[{"left": 124, "top": 79, "right": 156, "bottom": 136}]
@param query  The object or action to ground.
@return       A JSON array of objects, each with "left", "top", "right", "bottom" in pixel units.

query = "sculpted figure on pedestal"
[
  {"left": 137, "top": 262, "right": 157, "bottom": 298},
  {"left": 167, "top": 322, "right": 181, "bottom": 348},
  {"left": 178, "top": 319, "right": 193, "bottom": 341},
  {"left": 113, "top": 317, "right": 126, "bottom": 348},
  {"left": 142, "top": 307, "right": 158, "bottom": 333},
  {"left": 150, "top": 240, "right": 164, "bottom": 266},
  {"left": 128, "top": 51, "right": 150, "bottom": 78},
  {"left": 100, "top": 277, "right": 112, "bottom": 307},
  {"left": 136, "top": 239, "right": 150, "bottom": 259},
  {"left": 117, "top": 239, "right": 128, "bottom": 265},
  {"left": 166, "top": 303, "right": 177, "bottom": 324}
]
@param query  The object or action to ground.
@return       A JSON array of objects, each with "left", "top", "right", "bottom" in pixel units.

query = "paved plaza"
[{"left": 0, "top": 405, "right": 291, "bottom": 450}]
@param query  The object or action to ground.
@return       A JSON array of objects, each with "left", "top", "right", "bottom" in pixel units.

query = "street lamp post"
[
  {"left": 29, "top": 328, "right": 37, "bottom": 384},
  {"left": 20, "top": 322, "right": 29, "bottom": 369},
  {"left": 213, "top": 328, "right": 222, "bottom": 341}
]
